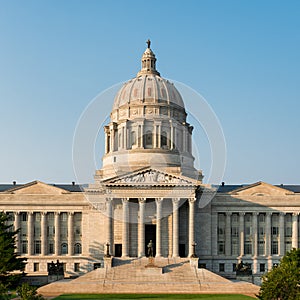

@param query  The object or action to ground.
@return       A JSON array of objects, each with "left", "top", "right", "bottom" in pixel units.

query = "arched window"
[
  {"left": 145, "top": 130, "right": 152, "bottom": 148},
  {"left": 61, "top": 243, "right": 68, "bottom": 255},
  {"left": 74, "top": 243, "right": 82, "bottom": 255}
]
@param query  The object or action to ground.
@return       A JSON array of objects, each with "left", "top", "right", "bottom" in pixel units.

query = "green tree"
[
  {"left": 0, "top": 211, "right": 26, "bottom": 288},
  {"left": 16, "top": 283, "right": 45, "bottom": 300},
  {"left": 257, "top": 248, "right": 300, "bottom": 300}
]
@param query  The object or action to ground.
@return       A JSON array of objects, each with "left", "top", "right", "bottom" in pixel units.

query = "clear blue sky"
[{"left": 0, "top": 0, "right": 299, "bottom": 184}]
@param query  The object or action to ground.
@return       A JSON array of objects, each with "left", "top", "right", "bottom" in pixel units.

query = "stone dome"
[
  {"left": 111, "top": 41, "right": 186, "bottom": 123},
  {"left": 112, "top": 74, "right": 185, "bottom": 111},
  {"left": 100, "top": 41, "right": 200, "bottom": 181}
]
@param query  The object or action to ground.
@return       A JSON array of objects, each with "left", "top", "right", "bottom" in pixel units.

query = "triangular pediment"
[
  {"left": 104, "top": 168, "right": 197, "bottom": 186},
  {"left": 3, "top": 181, "right": 69, "bottom": 195},
  {"left": 229, "top": 181, "right": 294, "bottom": 196}
]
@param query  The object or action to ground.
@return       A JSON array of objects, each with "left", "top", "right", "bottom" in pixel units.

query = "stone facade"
[{"left": 0, "top": 43, "right": 299, "bottom": 284}]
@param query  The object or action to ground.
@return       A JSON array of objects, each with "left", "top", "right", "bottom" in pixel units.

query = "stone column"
[
  {"left": 153, "top": 124, "right": 157, "bottom": 148},
  {"left": 252, "top": 212, "right": 258, "bottom": 274},
  {"left": 104, "top": 127, "right": 109, "bottom": 153},
  {"left": 155, "top": 198, "right": 163, "bottom": 257},
  {"left": 54, "top": 212, "right": 60, "bottom": 256},
  {"left": 292, "top": 213, "right": 299, "bottom": 248},
  {"left": 252, "top": 212, "right": 258, "bottom": 257},
  {"left": 170, "top": 121, "right": 174, "bottom": 150},
  {"left": 41, "top": 212, "right": 47, "bottom": 256},
  {"left": 158, "top": 124, "right": 161, "bottom": 148},
  {"left": 106, "top": 198, "right": 114, "bottom": 256},
  {"left": 122, "top": 198, "right": 129, "bottom": 257},
  {"left": 188, "top": 198, "right": 196, "bottom": 257},
  {"left": 265, "top": 212, "right": 271, "bottom": 257},
  {"left": 182, "top": 127, "right": 186, "bottom": 152},
  {"left": 138, "top": 198, "right": 146, "bottom": 257},
  {"left": 279, "top": 213, "right": 285, "bottom": 256},
  {"left": 110, "top": 128, "right": 114, "bottom": 153},
  {"left": 173, "top": 125, "right": 177, "bottom": 149},
  {"left": 27, "top": 212, "right": 34, "bottom": 256},
  {"left": 172, "top": 198, "right": 180, "bottom": 257},
  {"left": 68, "top": 212, "right": 74, "bottom": 256},
  {"left": 124, "top": 123, "right": 127, "bottom": 149},
  {"left": 225, "top": 212, "right": 231, "bottom": 256},
  {"left": 14, "top": 212, "right": 21, "bottom": 253},
  {"left": 239, "top": 212, "right": 245, "bottom": 258}
]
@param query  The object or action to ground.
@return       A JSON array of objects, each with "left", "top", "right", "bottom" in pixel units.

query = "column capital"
[
  {"left": 106, "top": 197, "right": 113, "bottom": 202},
  {"left": 172, "top": 198, "right": 181, "bottom": 206},
  {"left": 188, "top": 197, "right": 196, "bottom": 204},
  {"left": 41, "top": 211, "right": 47, "bottom": 216},
  {"left": 14, "top": 211, "right": 20, "bottom": 215},
  {"left": 54, "top": 211, "right": 60, "bottom": 216},
  {"left": 122, "top": 197, "right": 129, "bottom": 204},
  {"left": 239, "top": 212, "right": 246, "bottom": 216},
  {"left": 279, "top": 212, "right": 285, "bottom": 217},
  {"left": 292, "top": 212, "right": 299, "bottom": 217},
  {"left": 68, "top": 212, "right": 74, "bottom": 216},
  {"left": 138, "top": 198, "right": 146, "bottom": 204},
  {"left": 225, "top": 211, "right": 232, "bottom": 216},
  {"left": 28, "top": 211, "right": 34, "bottom": 215},
  {"left": 266, "top": 212, "right": 272, "bottom": 216},
  {"left": 252, "top": 212, "right": 259, "bottom": 216},
  {"left": 155, "top": 198, "right": 163, "bottom": 204}
]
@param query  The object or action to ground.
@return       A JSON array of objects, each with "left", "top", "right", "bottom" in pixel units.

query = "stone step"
[{"left": 38, "top": 258, "right": 260, "bottom": 297}]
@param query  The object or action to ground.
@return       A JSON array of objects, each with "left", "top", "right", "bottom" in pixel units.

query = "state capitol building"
[{"left": 1, "top": 42, "right": 299, "bottom": 284}]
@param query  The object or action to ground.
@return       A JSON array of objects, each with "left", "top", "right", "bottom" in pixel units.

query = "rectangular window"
[
  {"left": 34, "top": 263, "right": 39, "bottom": 272},
  {"left": 258, "top": 240, "right": 265, "bottom": 256},
  {"left": 74, "top": 263, "right": 80, "bottom": 272},
  {"left": 272, "top": 227, "right": 279, "bottom": 236},
  {"left": 231, "top": 239, "right": 239, "bottom": 255},
  {"left": 34, "top": 240, "right": 41, "bottom": 254},
  {"left": 48, "top": 242, "right": 54, "bottom": 254},
  {"left": 259, "top": 263, "right": 265, "bottom": 273},
  {"left": 219, "top": 263, "right": 225, "bottom": 272},
  {"left": 259, "top": 226, "right": 265, "bottom": 236},
  {"left": 271, "top": 240, "right": 278, "bottom": 255},
  {"left": 231, "top": 226, "right": 239, "bottom": 237},
  {"left": 244, "top": 241, "right": 252, "bottom": 255},
  {"left": 21, "top": 240, "right": 28, "bottom": 254},
  {"left": 232, "top": 263, "right": 237, "bottom": 272},
  {"left": 259, "top": 214, "right": 265, "bottom": 223},
  {"left": 285, "top": 240, "right": 292, "bottom": 253},
  {"left": 218, "top": 241, "right": 225, "bottom": 255}
]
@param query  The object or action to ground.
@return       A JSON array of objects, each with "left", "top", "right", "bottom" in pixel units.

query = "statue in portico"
[{"left": 147, "top": 240, "right": 154, "bottom": 257}]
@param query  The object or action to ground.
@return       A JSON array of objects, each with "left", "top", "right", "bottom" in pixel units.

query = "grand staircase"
[{"left": 38, "top": 257, "right": 259, "bottom": 297}]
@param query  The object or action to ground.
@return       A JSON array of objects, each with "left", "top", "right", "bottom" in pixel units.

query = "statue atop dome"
[{"left": 146, "top": 39, "right": 151, "bottom": 49}]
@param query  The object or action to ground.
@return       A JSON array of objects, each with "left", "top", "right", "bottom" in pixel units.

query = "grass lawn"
[{"left": 53, "top": 294, "right": 255, "bottom": 300}]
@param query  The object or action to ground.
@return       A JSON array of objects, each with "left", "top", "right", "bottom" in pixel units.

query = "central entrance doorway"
[{"left": 145, "top": 224, "right": 156, "bottom": 257}]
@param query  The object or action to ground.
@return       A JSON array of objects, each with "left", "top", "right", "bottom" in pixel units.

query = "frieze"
[{"left": 111, "top": 170, "right": 192, "bottom": 185}]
